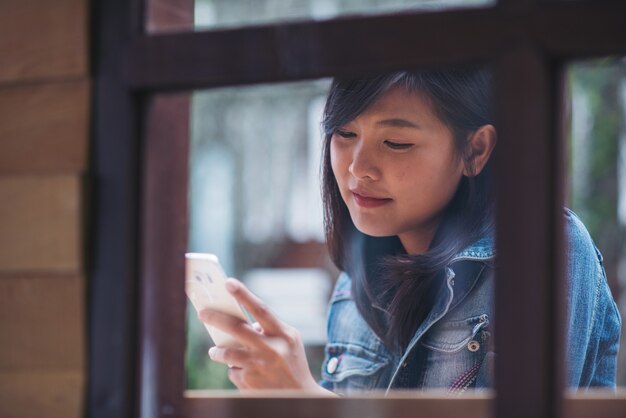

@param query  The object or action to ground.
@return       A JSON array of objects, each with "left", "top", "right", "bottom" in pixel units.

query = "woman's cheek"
[
  {"left": 394, "top": 168, "right": 407, "bottom": 182},
  {"left": 329, "top": 144, "right": 344, "bottom": 177}
]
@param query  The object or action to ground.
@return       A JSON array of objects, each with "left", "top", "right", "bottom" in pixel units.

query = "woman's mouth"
[{"left": 351, "top": 192, "right": 393, "bottom": 208}]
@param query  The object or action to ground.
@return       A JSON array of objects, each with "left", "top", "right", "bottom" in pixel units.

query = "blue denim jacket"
[{"left": 320, "top": 208, "right": 621, "bottom": 394}]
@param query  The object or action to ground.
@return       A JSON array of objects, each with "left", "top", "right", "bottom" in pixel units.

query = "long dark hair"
[{"left": 321, "top": 69, "right": 495, "bottom": 349}]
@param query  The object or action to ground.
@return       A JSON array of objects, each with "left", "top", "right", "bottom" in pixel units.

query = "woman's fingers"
[
  {"left": 225, "top": 278, "right": 283, "bottom": 335},
  {"left": 208, "top": 346, "right": 250, "bottom": 368},
  {"left": 227, "top": 367, "right": 249, "bottom": 389},
  {"left": 198, "top": 308, "right": 268, "bottom": 349}
]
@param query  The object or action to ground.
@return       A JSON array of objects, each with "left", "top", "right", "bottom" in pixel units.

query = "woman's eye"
[
  {"left": 384, "top": 140, "right": 414, "bottom": 150},
  {"left": 335, "top": 129, "right": 356, "bottom": 139}
]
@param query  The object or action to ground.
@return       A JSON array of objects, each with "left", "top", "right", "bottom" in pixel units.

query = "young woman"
[{"left": 199, "top": 70, "right": 621, "bottom": 394}]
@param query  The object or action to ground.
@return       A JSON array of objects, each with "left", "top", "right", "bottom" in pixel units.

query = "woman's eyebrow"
[{"left": 376, "top": 118, "right": 420, "bottom": 129}]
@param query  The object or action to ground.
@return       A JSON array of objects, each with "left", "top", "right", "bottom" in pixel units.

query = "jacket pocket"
[
  {"left": 419, "top": 314, "right": 492, "bottom": 390},
  {"left": 422, "top": 314, "right": 489, "bottom": 353},
  {"left": 321, "top": 343, "right": 389, "bottom": 392}
]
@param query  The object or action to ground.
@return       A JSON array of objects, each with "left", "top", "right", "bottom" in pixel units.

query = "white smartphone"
[{"left": 185, "top": 253, "right": 250, "bottom": 347}]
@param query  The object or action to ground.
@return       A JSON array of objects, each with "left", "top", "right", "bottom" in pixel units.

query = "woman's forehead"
[{"left": 351, "top": 86, "right": 439, "bottom": 126}]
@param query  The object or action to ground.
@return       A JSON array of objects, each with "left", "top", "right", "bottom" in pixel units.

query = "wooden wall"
[{"left": 0, "top": 1, "right": 89, "bottom": 417}]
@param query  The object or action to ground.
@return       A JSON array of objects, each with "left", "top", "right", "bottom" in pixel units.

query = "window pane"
[
  {"left": 194, "top": 0, "right": 494, "bottom": 31},
  {"left": 567, "top": 57, "right": 626, "bottom": 389},
  {"left": 184, "top": 64, "right": 626, "bottom": 395},
  {"left": 186, "top": 79, "right": 335, "bottom": 390},
  {"left": 186, "top": 67, "right": 499, "bottom": 398}
]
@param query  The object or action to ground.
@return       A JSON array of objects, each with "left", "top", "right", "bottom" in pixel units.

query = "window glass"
[
  {"left": 186, "top": 67, "right": 501, "bottom": 395},
  {"left": 187, "top": 79, "right": 335, "bottom": 389},
  {"left": 194, "top": 0, "right": 494, "bottom": 31},
  {"left": 567, "top": 57, "right": 626, "bottom": 388},
  {"left": 185, "top": 59, "right": 626, "bottom": 395}
]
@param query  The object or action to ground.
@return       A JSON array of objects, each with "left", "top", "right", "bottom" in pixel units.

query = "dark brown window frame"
[{"left": 89, "top": 1, "right": 626, "bottom": 418}]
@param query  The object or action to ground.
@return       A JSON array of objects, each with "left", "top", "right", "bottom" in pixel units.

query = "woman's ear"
[{"left": 463, "top": 124, "right": 497, "bottom": 177}]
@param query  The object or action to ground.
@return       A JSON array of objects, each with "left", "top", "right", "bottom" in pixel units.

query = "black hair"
[{"left": 321, "top": 69, "right": 495, "bottom": 349}]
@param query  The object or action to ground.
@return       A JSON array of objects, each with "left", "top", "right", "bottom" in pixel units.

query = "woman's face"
[{"left": 330, "top": 86, "right": 465, "bottom": 254}]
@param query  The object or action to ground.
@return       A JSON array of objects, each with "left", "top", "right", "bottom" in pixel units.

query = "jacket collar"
[
  {"left": 445, "top": 234, "right": 495, "bottom": 314},
  {"left": 449, "top": 234, "right": 496, "bottom": 264}
]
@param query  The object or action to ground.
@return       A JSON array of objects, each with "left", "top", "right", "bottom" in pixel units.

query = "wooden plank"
[
  {"left": 126, "top": 7, "right": 509, "bottom": 91},
  {"left": 0, "top": 276, "right": 84, "bottom": 370},
  {"left": 139, "top": 93, "right": 190, "bottom": 418},
  {"left": 184, "top": 392, "right": 492, "bottom": 418},
  {"left": 0, "top": 0, "right": 88, "bottom": 84},
  {"left": 0, "top": 370, "right": 84, "bottom": 418},
  {"left": 493, "top": 47, "right": 564, "bottom": 418},
  {"left": 125, "top": 1, "right": 626, "bottom": 92},
  {"left": 564, "top": 390, "right": 626, "bottom": 418},
  {"left": 0, "top": 175, "right": 82, "bottom": 273},
  {"left": 183, "top": 386, "right": 626, "bottom": 418},
  {"left": 184, "top": 390, "right": 626, "bottom": 418},
  {"left": 536, "top": 1, "right": 626, "bottom": 59},
  {"left": 0, "top": 80, "right": 90, "bottom": 173},
  {"left": 88, "top": 0, "right": 144, "bottom": 416}
]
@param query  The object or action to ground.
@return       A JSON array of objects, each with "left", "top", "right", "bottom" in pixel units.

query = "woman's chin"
[{"left": 353, "top": 223, "right": 396, "bottom": 238}]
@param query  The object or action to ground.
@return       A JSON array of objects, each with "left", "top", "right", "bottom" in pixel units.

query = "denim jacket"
[{"left": 320, "top": 208, "right": 621, "bottom": 395}]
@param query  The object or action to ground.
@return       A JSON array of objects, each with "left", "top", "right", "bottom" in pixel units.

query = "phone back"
[{"left": 185, "top": 253, "right": 247, "bottom": 347}]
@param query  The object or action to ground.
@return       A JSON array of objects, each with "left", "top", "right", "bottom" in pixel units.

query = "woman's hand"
[{"left": 198, "top": 278, "right": 331, "bottom": 394}]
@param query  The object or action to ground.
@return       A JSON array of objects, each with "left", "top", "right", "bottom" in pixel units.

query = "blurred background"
[
  {"left": 186, "top": 79, "right": 335, "bottom": 388},
  {"left": 193, "top": 0, "right": 493, "bottom": 30}
]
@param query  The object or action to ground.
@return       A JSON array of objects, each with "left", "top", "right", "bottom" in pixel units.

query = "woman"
[{"left": 199, "top": 70, "right": 621, "bottom": 394}]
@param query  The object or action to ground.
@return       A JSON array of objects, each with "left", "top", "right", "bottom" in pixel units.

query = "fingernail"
[
  {"left": 225, "top": 279, "right": 238, "bottom": 292},
  {"left": 208, "top": 347, "right": 216, "bottom": 358}
]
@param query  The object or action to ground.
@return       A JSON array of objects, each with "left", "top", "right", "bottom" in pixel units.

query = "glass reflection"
[{"left": 195, "top": 0, "right": 495, "bottom": 31}]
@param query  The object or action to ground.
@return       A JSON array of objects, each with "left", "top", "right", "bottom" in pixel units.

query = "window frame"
[{"left": 89, "top": 1, "right": 626, "bottom": 418}]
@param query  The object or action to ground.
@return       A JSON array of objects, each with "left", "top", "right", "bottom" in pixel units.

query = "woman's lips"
[{"left": 351, "top": 192, "right": 392, "bottom": 208}]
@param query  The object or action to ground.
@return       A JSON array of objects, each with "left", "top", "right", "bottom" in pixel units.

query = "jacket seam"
[{"left": 589, "top": 263, "right": 603, "bottom": 338}]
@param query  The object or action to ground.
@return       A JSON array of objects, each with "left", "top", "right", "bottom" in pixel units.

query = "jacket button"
[
  {"left": 467, "top": 340, "right": 480, "bottom": 352},
  {"left": 326, "top": 357, "right": 339, "bottom": 374}
]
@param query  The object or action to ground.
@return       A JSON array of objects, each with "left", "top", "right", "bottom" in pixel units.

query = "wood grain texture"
[
  {"left": 0, "top": 276, "right": 84, "bottom": 370},
  {"left": 564, "top": 390, "right": 626, "bottom": 418},
  {"left": 184, "top": 391, "right": 492, "bottom": 418},
  {"left": 139, "top": 93, "right": 190, "bottom": 418},
  {"left": 0, "top": 370, "right": 84, "bottom": 418},
  {"left": 493, "top": 46, "right": 564, "bottom": 418},
  {"left": 88, "top": 1, "right": 143, "bottom": 416},
  {"left": 0, "top": 175, "right": 82, "bottom": 273},
  {"left": 128, "top": 7, "right": 508, "bottom": 91},
  {"left": 127, "top": 2, "right": 626, "bottom": 91},
  {"left": 183, "top": 391, "right": 626, "bottom": 418},
  {"left": 0, "top": 0, "right": 88, "bottom": 84},
  {"left": 0, "top": 80, "right": 90, "bottom": 173}
]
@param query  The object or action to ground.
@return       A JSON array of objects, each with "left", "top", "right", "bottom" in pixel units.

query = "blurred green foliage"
[{"left": 569, "top": 58, "right": 626, "bottom": 238}]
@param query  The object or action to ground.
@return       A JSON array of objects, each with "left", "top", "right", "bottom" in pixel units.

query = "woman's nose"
[{"left": 348, "top": 143, "right": 380, "bottom": 181}]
